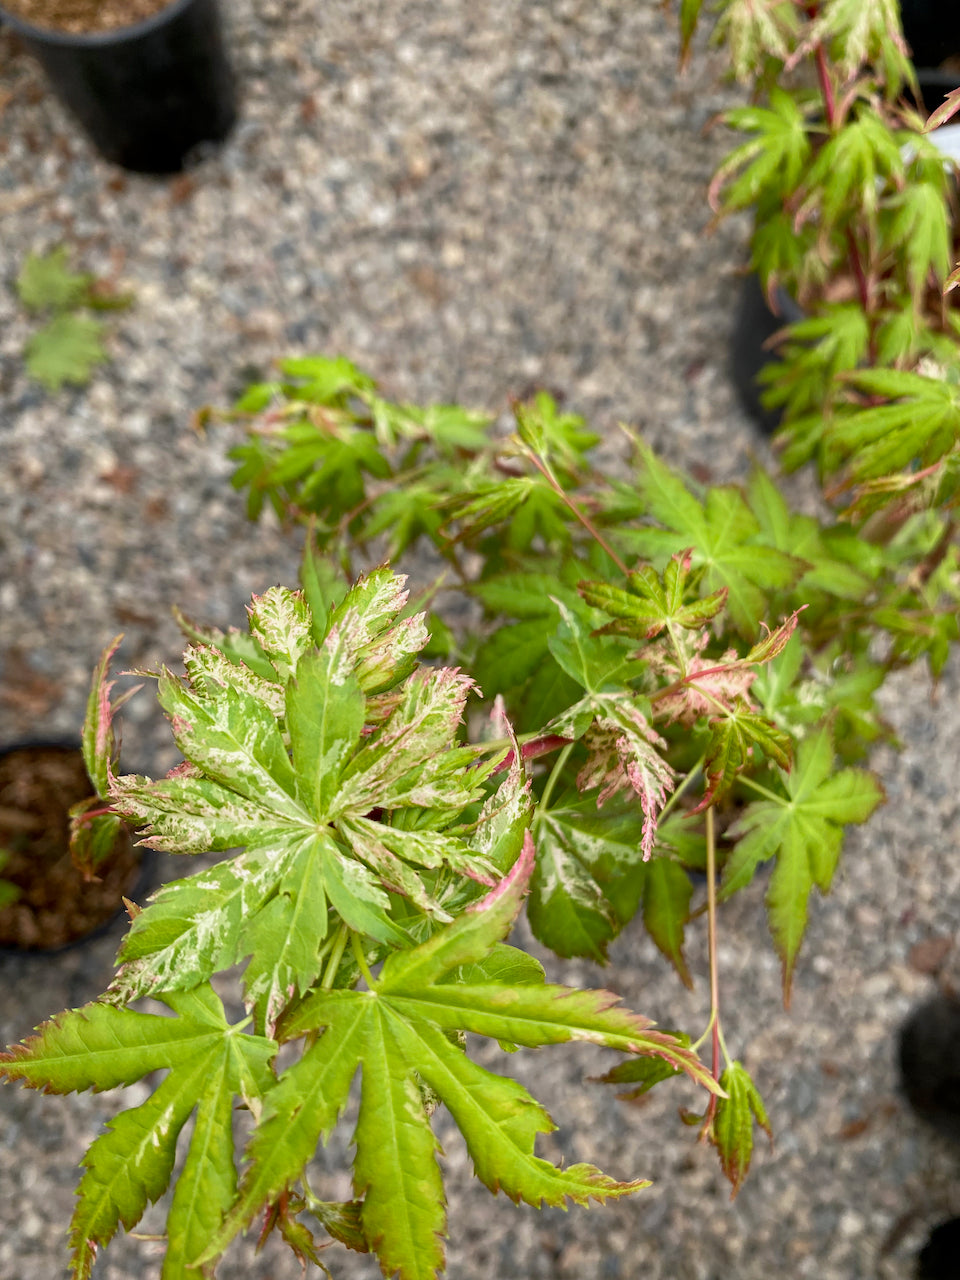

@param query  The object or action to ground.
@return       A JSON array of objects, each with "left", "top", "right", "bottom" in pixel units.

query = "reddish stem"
[
  {"left": 648, "top": 661, "right": 749, "bottom": 706},
  {"left": 815, "top": 42, "right": 837, "bottom": 128},
  {"left": 75, "top": 805, "right": 115, "bottom": 824},
  {"left": 525, "top": 451, "right": 630, "bottom": 576}
]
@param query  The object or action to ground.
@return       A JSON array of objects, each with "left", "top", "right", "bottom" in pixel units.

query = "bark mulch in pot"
[
  {"left": 1, "top": 0, "right": 171, "bottom": 35},
  {"left": 0, "top": 744, "right": 140, "bottom": 951}
]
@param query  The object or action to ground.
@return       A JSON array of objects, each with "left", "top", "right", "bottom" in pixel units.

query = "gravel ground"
[{"left": 1, "top": 2, "right": 958, "bottom": 1278}]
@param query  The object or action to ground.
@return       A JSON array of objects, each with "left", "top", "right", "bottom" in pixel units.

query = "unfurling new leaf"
[{"left": 710, "top": 1061, "right": 772, "bottom": 1198}]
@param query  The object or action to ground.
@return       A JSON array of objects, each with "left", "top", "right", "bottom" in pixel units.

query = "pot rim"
[{"left": 0, "top": 0, "right": 199, "bottom": 48}]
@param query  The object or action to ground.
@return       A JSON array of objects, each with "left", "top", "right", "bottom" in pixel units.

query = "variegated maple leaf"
[
  {"left": 84, "top": 569, "right": 532, "bottom": 1031},
  {"left": 648, "top": 609, "right": 802, "bottom": 726},
  {"left": 652, "top": 638, "right": 757, "bottom": 726},
  {"left": 550, "top": 694, "right": 675, "bottom": 861}
]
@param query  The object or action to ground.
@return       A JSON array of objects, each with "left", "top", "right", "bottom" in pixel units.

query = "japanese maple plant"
[
  {"left": 4, "top": 4, "right": 960, "bottom": 1280},
  {"left": 5, "top": 352, "right": 950, "bottom": 1278}
]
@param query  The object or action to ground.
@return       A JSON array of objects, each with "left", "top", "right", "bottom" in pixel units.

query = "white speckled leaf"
[
  {"left": 108, "top": 846, "right": 296, "bottom": 1004},
  {"left": 184, "top": 642, "right": 286, "bottom": 717},
  {"left": 110, "top": 772, "right": 296, "bottom": 854},
  {"left": 247, "top": 586, "right": 313, "bottom": 682},
  {"left": 240, "top": 836, "right": 331, "bottom": 1034},
  {"left": 329, "top": 568, "right": 430, "bottom": 693},
  {"left": 338, "top": 667, "right": 479, "bottom": 812},
  {"left": 157, "top": 672, "right": 307, "bottom": 822}
]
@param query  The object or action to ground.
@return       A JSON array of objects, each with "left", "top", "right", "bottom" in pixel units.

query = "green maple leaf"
[
  {"left": 276, "top": 355, "right": 377, "bottom": 404},
  {"left": 719, "top": 723, "right": 884, "bottom": 999},
  {"left": 884, "top": 161, "right": 952, "bottom": 304},
  {"left": 579, "top": 550, "right": 728, "bottom": 641},
  {"left": 0, "top": 984, "right": 276, "bottom": 1280},
  {"left": 471, "top": 569, "right": 584, "bottom": 620},
  {"left": 358, "top": 480, "right": 448, "bottom": 559},
  {"left": 442, "top": 470, "right": 572, "bottom": 551},
  {"left": 710, "top": 1061, "right": 772, "bottom": 1198},
  {"left": 709, "top": 89, "right": 811, "bottom": 213},
  {"left": 25, "top": 313, "right": 107, "bottom": 390},
  {"left": 762, "top": 303, "right": 871, "bottom": 425},
  {"left": 621, "top": 443, "right": 805, "bottom": 635},
  {"left": 441, "top": 476, "right": 538, "bottom": 538},
  {"left": 96, "top": 571, "right": 531, "bottom": 1029},
  {"left": 799, "top": 109, "right": 903, "bottom": 233},
  {"left": 470, "top": 569, "right": 589, "bottom": 716},
  {"left": 745, "top": 468, "right": 874, "bottom": 603},
  {"left": 198, "top": 843, "right": 719, "bottom": 1280},
  {"left": 265, "top": 417, "right": 392, "bottom": 519},
  {"left": 546, "top": 600, "right": 646, "bottom": 694},
  {"left": 751, "top": 632, "right": 887, "bottom": 757},
  {"left": 473, "top": 617, "right": 555, "bottom": 700},
  {"left": 514, "top": 392, "right": 600, "bottom": 474},
  {"left": 828, "top": 369, "right": 960, "bottom": 485},
  {"left": 17, "top": 245, "right": 93, "bottom": 312},
  {"left": 403, "top": 402, "right": 492, "bottom": 453},
  {"left": 749, "top": 206, "right": 815, "bottom": 293},
  {"left": 700, "top": 700, "right": 793, "bottom": 809}
]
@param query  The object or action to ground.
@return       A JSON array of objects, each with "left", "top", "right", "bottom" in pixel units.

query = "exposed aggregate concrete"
[{"left": 1, "top": 3, "right": 957, "bottom": 1278}]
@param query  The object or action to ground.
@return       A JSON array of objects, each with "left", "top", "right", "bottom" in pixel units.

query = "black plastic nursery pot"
[
  {"left": 0, "top": 0, "right": 237, "bottom": 173},
  {"left": 900, "top": 0, "right": 960, "bottom": 114},
  {"left": 898, "top": 991, "right": 960, "bottom": 1144},
  {"left": 917, "top": 1217, "right": 960, "bottom": 1280},
  {"left": 729, "top": 272, "right": 803, "bottom": 436},
  {"left": 0, "top": 741, "right": 152, "bottom": 955}
]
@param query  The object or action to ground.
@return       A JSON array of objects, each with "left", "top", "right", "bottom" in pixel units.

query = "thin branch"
[{"left": 524, "top": 449, "right": 630, "bottom": 576}]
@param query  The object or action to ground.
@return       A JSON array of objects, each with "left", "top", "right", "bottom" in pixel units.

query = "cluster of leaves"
[
  {"left": 0, "top": 568, "right": 719, "bottom": 1280},
  {"left": 219, "top": 357, "right": 924, "bottom": 1230},
  {"left": 13, "top": 305, "right": 959, "bottom": 1279},
  {"left": 222, "top": 362, "right": 907, "bottom": 993},
  {"left": 685, "top": 0, "right": 960, "bottom": 526},
  {"left": 6, "top": 295, "right": 951, "bottom": 1271},
  {"left": 15, "top": 246, "right": 132, "bottom": 390}
]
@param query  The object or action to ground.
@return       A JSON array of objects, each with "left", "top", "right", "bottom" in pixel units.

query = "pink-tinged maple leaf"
[
  {"left": 653, "top": 610, "right": 804, "bottom": 725},
  {"left": 577, "top": 703, "right": 675, "bottom": 860},
  {"left": 165, "top": 761, "right": 200, "bottom": 780},
  {"left": 655, "top": 649, "right": 757, "bottom": 725},
  {"left": 81, "top": 635, "right": 142, "bottom": 799}
]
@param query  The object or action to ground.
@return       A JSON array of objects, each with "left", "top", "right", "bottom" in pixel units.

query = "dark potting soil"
[
  {"left": 0, "top": 745, "right": 139, "bottom": 950},
  {"left": 2, "top": 0, "right": 171, "bottom": 35}
]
